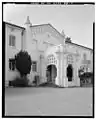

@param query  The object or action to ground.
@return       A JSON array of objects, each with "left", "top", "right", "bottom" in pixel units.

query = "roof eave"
[
  {"left": 4, "top": 21, "right": 25, "bottom": 30},
  {"left": 65, "top": 41, "right": 93, "bottom": 51}
]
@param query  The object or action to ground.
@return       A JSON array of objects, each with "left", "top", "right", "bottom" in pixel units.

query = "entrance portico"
[{"left": 44, "top": 44, "right": 80, "bottom": 87}]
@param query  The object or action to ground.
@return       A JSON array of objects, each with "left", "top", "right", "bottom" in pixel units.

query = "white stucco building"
[{"left": 4, "top": 17, "right": 93, "bottom": 87}]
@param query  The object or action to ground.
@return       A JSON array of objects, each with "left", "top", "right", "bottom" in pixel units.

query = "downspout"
[{"left": 21, "top": 29, "right": 24, "bottom": 50}]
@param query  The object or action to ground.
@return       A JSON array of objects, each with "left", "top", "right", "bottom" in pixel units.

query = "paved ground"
[{"left": 5, "top": 87, "right": 93, "bottom": 116}]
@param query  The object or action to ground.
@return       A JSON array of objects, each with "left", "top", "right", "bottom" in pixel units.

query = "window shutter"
[{"left": 9, "top": 35, "right": 15, "bottom": 47}]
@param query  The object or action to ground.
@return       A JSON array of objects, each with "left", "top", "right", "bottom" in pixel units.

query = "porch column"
[
  {"left": 74, "top": 56, "right": 80, "bottom": 87},
  {"left": 61, "top": 51, "right": 65, "bottom": 87},
  {"left": 76, "top": 64, "right": 80, "bottom": 86},
  {"left": 55, "top": 62, "right": 60, "bottom": 85},
  {"left": 76, "top": 54, "right": 80, "bottom": 86},
  {"left": 56, "top": 45, "right": 65, "bottom": 87},
  {"left": 40, "top": 55, "right": 46, "bottom": 83},
  {"left": 59, "top": 46, "right": 65, "bottom": 87},
  {"left": 63, "top": 55, "right": 68, "bottom": 87},
  {"left": 55, "top": 47, "right": 61, "bottom": 86}
]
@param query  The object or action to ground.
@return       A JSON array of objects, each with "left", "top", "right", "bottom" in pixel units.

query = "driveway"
[{"left": 5, "top": 87, "right": 93, "bottom": 116}]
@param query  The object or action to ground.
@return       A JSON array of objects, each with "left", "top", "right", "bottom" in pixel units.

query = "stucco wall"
[
  {"left": 24, "top": 25, "right": 62, "bottom": 83},
  {"left": 5, "top": 24, "right": 23, "bottom": 85},
  {"left": 64, "top": 43, "right": 93, "bottom": 87},
  {"left": 5, "top": 22, "right": 93, "bottom": 87},
  {"left": 65, "top": 43, "right": 93, "bottom": 72}
]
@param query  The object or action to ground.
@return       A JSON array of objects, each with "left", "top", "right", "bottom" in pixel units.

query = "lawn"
[{"left": 5, "top": 87, "right": 93, "bottom": 116}]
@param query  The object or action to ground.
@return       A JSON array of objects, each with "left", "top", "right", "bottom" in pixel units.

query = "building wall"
[
  {"left": 5, "top": 24, "right": 24, "bottom": 85},
  {"left": 64, "top": 42, "right": 93, "bottom": 87},
  {"left": 25, "top": 25, "right": 61, "bottom": 84},
  {"left": 5, "top": 22, "right": 93, "bottom": 87},
  {"left": 65, "top": 43, "right": 93, "bottom": 72}
]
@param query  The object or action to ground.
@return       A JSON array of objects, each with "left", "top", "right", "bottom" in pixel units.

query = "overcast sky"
[{"left": 4, "top": 4, "right": 95, "bottom": 49}]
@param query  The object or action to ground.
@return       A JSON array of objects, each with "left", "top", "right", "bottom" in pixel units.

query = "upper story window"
[
  {"left": 67, "top": 54, "right": 73, "bottom": 64},
  {"left": 9, "top": 35, "right": 16, "bottom": 47},
  {"left": 32, "top": 61, "right": 37, "bottom": 72},
  {"left": 83, "top": 53, "right": 87, "bottom": 60},
  {"left": 47, "top": 54, "right": 57, "bottom": 65}
]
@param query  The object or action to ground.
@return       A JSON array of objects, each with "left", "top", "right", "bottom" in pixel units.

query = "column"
[
  {"left": 76, "top": 66, "right": 80, "bottom": 86},
  {"left": 55, "top": 44, "right": 65, "bottom": 87},
  {"left": 60, "top": 52, "right": 63, "bottom": 86},
  {"left": 59, "top": 47, "right": 65, "bottom": 87},
  {"left": 55, "top": 59, "right": 60, "bottom": 85},
  {"left": 75, "top": 57, "right": 80, "bottom": 87},
  {"left": 40, "top": 55, "right": 45, "bottom": 83},
  {"left": 56, "top": 45, "right": 65, "bottom": 87},
  {"left": 63, "top": 55, "right": 68, "bottom": 87},
  {"left": 55, "top": 48, "right": 61, "bottom": 86},
  {"left": 73, "top": 63, "right": 77, "bottom": 86},
  {"left": 72, "top": 56, "right": 76, "bottom": 86}
]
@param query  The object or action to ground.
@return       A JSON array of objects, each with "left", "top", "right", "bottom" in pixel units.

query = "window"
[
  {"left": 9, "top": 58, "right": 16, "bottom": 71},
  {"left": 32, "top": 61, "right": 37, "bottom": 72},
  {"left": 67, "top": 54, "right": 73, "bottom": 64},
  {"left": 83, "top": 53, "right": 87, "bottom": 60},
  {"left": 9, "top": 35, "right": 15, "bottom": 46},
  {"left": 47, "top": 55, "right": 57, "bottom": 65}
]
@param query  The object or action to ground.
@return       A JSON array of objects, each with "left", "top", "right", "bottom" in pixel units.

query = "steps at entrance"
[{"left": 39, "top": 82, "right": 59, "bottom": 87}]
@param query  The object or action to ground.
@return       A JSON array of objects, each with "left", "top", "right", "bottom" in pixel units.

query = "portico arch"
[
  {"left": 44, "top": 45, "right": 62, "bottom": 86},
  {"left": 46, "top": 54, "right": 58, "bottom": 84},
  {"left": 46, "top": 64, "right": 57, "bottom": 83}
]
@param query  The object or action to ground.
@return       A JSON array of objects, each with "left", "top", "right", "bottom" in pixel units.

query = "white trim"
[{"left": 43, "top": 41, "right": 56, "bottom": 46}]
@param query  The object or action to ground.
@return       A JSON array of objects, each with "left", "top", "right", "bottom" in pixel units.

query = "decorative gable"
[{"left": 31, "top": 24, "right": 64, "bottom": 44}]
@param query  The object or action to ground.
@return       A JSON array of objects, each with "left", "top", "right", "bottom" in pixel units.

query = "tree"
[{"left": 15, "top": 50, "right": 32, "bottom": 77}]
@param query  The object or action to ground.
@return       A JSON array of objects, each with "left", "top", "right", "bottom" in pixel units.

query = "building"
[{"left": 4, "top": 16, "right": 93, "bottom": 87}]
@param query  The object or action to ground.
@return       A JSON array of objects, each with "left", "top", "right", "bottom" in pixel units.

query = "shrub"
[
  {"left": 80, "top": 72, "right": 93, "bottom": 79},
  {"left": 33, "top": 75, "right": 40, "bottom": 85},
  {"left": 80, "top": 72, "right": 93, "bottom": 85},
  {"left": 15, "top": 50, "right": 32, "bottom": 77},
  {"left": 9, "top": 76, "right": 29, "bottom": 87}
]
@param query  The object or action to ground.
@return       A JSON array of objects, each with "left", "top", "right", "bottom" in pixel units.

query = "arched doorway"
[
  {"left": 46, "top": 64, "right": 57, "bottom": 83},
  {"left": 67, "top": 64, "right": 73, "bottom": 81}
]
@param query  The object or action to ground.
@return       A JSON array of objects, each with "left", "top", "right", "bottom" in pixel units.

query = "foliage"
[
  {"left": 80, "top": 72, "right": 93, "bottom": 80},
  {"left": 33, "top": 75, "right": 40, "bottom": 85},
  {"left": 9, "top": 76, "right": 29, "bottom": 87},
  {"left": 15, "top": 50, "right": 32, "bottom": 77},
  {"left": 65, "top": 37, "right": 72, "bottom": 43},
  {"left": 79, "top": 72, "right": 93, "bottom": 86}
]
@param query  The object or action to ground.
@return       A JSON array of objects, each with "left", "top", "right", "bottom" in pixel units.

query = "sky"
[{"left": 3, "top": 3, "right": 95, "bottom": 49}]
